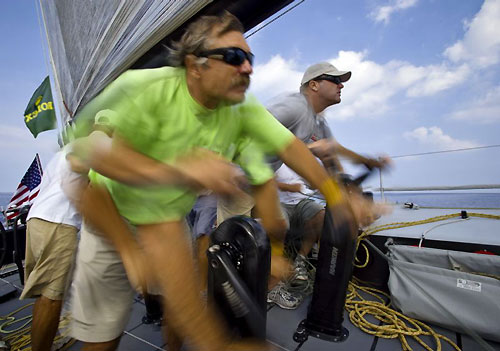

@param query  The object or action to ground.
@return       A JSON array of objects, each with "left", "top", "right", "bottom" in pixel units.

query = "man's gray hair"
[{"left": 168, "top": 11, "right": 244, "bottom": 67}]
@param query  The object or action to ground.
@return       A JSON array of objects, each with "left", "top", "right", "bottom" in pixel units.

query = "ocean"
[
  {"left": 2, "top": 191, "right": 500, "bottom": 224},
  {"left": 373, "top": 192, "right": 500, "bottom": 208}
]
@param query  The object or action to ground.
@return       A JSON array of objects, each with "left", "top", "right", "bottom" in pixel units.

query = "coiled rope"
[
  {"left": 0, "top": 305, "right": 75, "bottom": 351},
  {"left": 348, "top": 211, "right": 500, "bottom": 351},
  {"left": 346, "top": 278, "right": 461, "bottom": 351}
]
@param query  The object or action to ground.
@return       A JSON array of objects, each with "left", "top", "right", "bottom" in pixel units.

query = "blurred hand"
[
  {"left": 119, "top": 241, "right": 150, "bottom": 294},
  {"left": 307, "top": 139, "right": 334, "bottom": 159},
  {"left": 270, "top": 254, "right": 292, "bottom": 281},
  {"left": 287, "top": 183, "right": 303, "bottom": 193},
  {"left": 362, "top": 155, "right": 392, "bottom": 170},
  {"left": 175, "top": 149, "right": 247, "bottom": 197},
  {"left": 348, "top": 192, "right": 391, "bottom": 227}
]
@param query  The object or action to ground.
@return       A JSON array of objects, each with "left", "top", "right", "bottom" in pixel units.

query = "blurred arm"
[{"left": 71, "top": 135, "right": 242, "bottom": 196}]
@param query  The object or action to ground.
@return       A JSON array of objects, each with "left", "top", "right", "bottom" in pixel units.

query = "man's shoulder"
[
  {"left": 267, "top": 92, "right": 306, "bottom": 107},
  {"left": 116, "top": 66, "right": 185, "bottom": 91},
  {"left": 266, "top": 92, "right": 309, "bottom": 123}
]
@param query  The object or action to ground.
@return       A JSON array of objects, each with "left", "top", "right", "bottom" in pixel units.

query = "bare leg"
[
  {"left": 196, "top": 235, "right": 210, "bottom": 292},
  {"left": 139, "top": 221, "right": 228, "bottom": 351},
  {"left": 163, "top": 311, "right": 183, "bottom": 351},
  {"left": 82, "top": 338, "right": 120, "bottom": 351},
  {"left": 299, "top": 209, "right": 324, "bottom": 257},
  {"left": 31, "top": 296, "right": 62, "bottom": 351}
]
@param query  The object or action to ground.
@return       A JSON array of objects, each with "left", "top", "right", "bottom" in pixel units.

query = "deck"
[{"left": 1, "top": 205, "right": 500, "bottom": 350}]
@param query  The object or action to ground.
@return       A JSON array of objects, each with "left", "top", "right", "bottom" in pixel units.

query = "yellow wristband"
[{"left": 319, "top": 177, "right": 344, "bottom": 207}]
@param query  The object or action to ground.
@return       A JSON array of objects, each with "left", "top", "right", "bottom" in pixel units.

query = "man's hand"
[
  {"left": 118, "top": 240, "right": 150, "bottom": 294},
  {"left": 347, "top": 192, "right": 391, "bottom": 227},
  {"left": 277, "top": 182, "right": 303, "bottom": 193},
  {"left": 307, "top": 139, "right": 335, "bottom": 159},
  {"left": 270, "top": 254, "right": 292, "bottom": 281},
  {"left": 360, "top": 155, "right": 392, "bottom": 170},
  {"left": 175, "top": 149, "right": 247, "bottom": 197}
]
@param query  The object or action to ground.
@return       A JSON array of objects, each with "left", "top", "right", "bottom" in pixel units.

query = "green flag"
[{"left": 24, "top": 76, "right": 57, "bottom": 138}]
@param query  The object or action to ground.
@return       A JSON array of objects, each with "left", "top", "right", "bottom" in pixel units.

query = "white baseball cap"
[{"left": 301, "top": 62, "right": 351, "bottom": 86}]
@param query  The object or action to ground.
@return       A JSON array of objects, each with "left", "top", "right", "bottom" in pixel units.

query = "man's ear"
[
  {"left": 185, "top": 54, "right": 201, "bottom": 79},
  {"left": 309, "top": 80, "right": 319, "bottom": 92}
]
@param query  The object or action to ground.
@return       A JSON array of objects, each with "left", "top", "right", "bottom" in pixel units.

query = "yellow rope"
[
  {"left": 350, "top": 211, "right": 500, "bottom": 350},
  {"left": 0, "top": 304, "right": 75, "bottom": 351},
  {"left": 355, "top": 212, "right": 500, "bottom": 268},
  {"left": 0, "top": 303, "right": 33, "bottom": 334},
  {"left": 346, "top": 278, "right": 461, "bottom": 351}
]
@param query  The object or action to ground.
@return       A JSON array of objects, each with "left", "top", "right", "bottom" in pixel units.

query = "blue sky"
[{"left": 1, "top": 0, "right": 499, "bottom": 192}]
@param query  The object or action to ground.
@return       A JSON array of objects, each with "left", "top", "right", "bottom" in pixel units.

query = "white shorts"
[{"left": 70, "top": 222, "right": 135, "bottom": 342}]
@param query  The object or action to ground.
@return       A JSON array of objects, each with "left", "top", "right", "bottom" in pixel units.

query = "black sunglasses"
[
  {"left": 197, "top": 47, "right": 254, "bottom": 66},
  {"left": 314, "top": 74, "right": 343, "bottom": 85}
]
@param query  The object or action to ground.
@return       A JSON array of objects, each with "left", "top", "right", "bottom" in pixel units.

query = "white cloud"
[
  {"left": 249, "top": 55, "right": 302, "bottom": 103},
  {"left": 449, "top": 85, "right": 500, "bottom": 123},
  {"left": 325, "top": 51, "right": 469, "bottom": 120},
  {"left": 406, "top": 63, "right": 471, "bottom": 97},
  {"left": 444, "top": 0, "right": 500, "bottom": 68},
  {"left": 250, "top": 50, "right": 471, "bottom": 121},
  {"left": 403, "top": 126, "right": 480, "bottom": 149},
  {"left": 369, "top": 0, "right": 418, "bottom": 25}
]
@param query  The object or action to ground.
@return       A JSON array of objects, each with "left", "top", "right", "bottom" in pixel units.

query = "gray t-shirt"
[{"left": 266, "top": 92, "right": 332, "bottom": 170}]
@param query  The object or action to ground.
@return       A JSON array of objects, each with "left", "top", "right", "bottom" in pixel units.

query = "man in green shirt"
[{"left": 70, "top": 12, "right": 356, "bottom": 351}]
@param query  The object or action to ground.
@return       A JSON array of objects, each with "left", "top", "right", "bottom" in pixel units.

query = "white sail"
[{"left": 40, "top": 0, "right": 212, "bottom": 125}]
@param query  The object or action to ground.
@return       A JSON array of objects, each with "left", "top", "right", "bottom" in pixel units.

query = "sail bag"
[{"left": 387, "top": 244, "right": 500, "bottom": 342}]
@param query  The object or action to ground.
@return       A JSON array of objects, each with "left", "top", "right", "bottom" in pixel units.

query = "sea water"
[
  {"left": 373, "top": 192, "right": 500, "bottom": 208},
  {"left": 1, "top": 191, "right": 500, "bottom": 225}
]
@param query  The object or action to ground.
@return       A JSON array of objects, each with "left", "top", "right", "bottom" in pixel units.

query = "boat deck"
[{"left": 1, "top": 205, "right": 499, "bottom": 350}]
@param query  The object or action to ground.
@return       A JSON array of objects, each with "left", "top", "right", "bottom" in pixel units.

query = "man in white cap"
[
  {"left": 265, "top": 62, "right": 390, "bottom": 308},
  {"left": 268, "top": 61, "right": 388, "bottom": 172}
]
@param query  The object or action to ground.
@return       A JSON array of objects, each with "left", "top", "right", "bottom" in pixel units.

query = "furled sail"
[{"left": 40, "top": 0, "right": 212, "bottom": 125}]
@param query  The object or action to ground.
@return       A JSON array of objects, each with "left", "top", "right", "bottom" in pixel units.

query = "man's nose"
[{"left": 238, "top": 59, "right": 253, "bottom": 75}]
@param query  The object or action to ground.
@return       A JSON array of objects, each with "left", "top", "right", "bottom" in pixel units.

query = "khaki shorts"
[
  {"left": 282, "top": 199, "right": 324, "bottom": 225},
  {"left": 71, "top": 220, "right": 192, "bottom": 342},
  {"left": 283, "top": 199, "right": 324, "bottom": 250},
  {"left": 70, "top": 222, "right": 135, "bottom": 342},
  {"left": 217, "top": 192, "right": 254, "bottom": 225},
  {"left": 21, "top": 218, "right": 78, "bottom": 300}
]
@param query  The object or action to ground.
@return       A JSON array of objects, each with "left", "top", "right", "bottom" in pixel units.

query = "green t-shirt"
[{"left": 79, "top": 67, "right": 294, "bottom": 224}]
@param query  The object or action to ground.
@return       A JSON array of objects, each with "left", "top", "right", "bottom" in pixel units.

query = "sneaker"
[
  {"left": 267, "top": 282, "right": 302, "bottom": 309},
  {"left": 292, "top": 254, "right": 309, "bottom": 281}
]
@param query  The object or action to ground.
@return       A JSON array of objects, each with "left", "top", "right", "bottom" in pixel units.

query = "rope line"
[
  {"left": 348, "top": 212, "right": 500, "bottom": 350},
  {"left": 390, "top": 144, "right": 500, "bottom": 159},
  {"left": 245, "top": 0, "right": 306, "bottom": 38},
  {"left": 0, "top": 305, "right": 75, "bottom": 351},
  {"left": 346, "top": 278, "right": 462, "bottom": 351}
]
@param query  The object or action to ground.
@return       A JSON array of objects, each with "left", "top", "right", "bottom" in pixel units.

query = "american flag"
[{"left": 5, "top": 154, "right": 43, "bottom": 221}]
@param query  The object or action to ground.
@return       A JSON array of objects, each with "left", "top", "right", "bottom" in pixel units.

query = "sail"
[{"left": 40, "top": 0, "right": 212, "bottom": 125}]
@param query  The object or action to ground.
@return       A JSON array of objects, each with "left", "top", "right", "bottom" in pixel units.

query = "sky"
[{"left": 1, "top": 0, "right": 499, "bottom": 193}]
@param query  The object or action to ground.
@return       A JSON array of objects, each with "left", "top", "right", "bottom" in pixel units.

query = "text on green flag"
[{"left": 24, "top": 76, "right": 56, "bottom": 138}]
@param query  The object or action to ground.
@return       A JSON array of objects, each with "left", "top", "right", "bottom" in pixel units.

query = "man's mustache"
[{"left": 231, "top": 75, "right": 250, "bottom": 89}]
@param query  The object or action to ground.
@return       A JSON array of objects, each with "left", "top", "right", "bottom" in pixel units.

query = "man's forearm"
[
  {"left": 278, "top": 138, "right": 330, "bottom": 191},
  {"left": 252, "top": 179, "right": 288, "bottom": 240},
  {"left": 336, "top": 143, "right": 369, "bottom": 166},
  {"left": 279, "top": 138, "right": 348, "bottom": 208},
  {"left": 90, "top": 143, "right": 184, "bottom": 186},
  {"left": 76, "top": 135, "right": 189, "bottom": 187}
]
